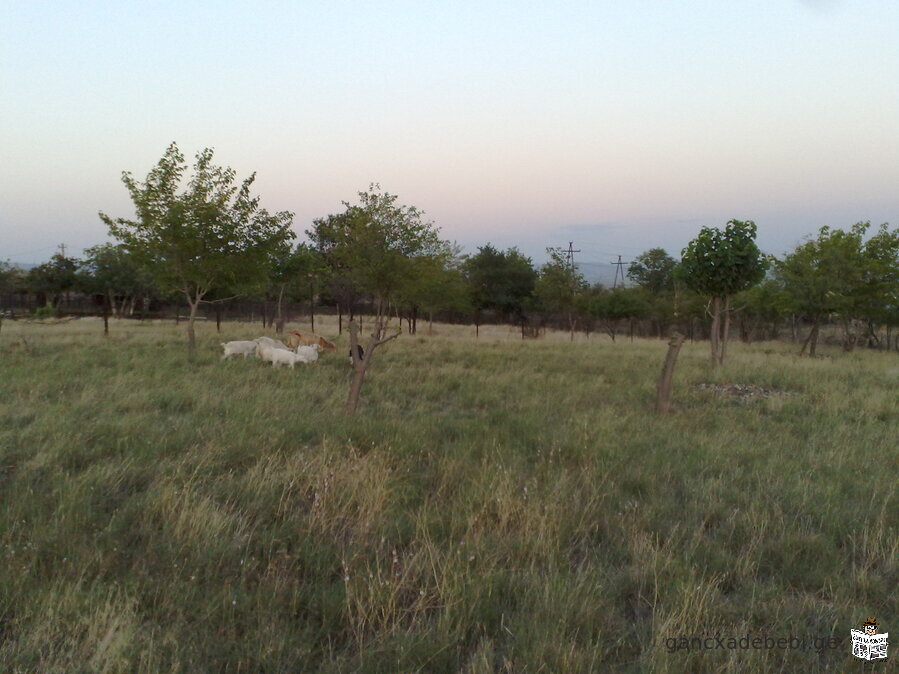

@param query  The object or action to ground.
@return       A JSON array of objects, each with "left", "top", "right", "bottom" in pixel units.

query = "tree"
[
  {"left": 260, "top": 242, "right": 326, "bottom": 334},
  {"left": 534, "top": 249, "right": 589, "bottom": 340},
  {"left": 463, "top": 245, "right": 538, "bottom": 323},
  {"left": 308, "top": 185, "right": 448, "bottom": 331},
  {"left": 0, "top": 261, "right": 18, "bottom": 334},
  {"left": 734, "top": 279, "right": 788, "bottom": 342},
  {"left": 346, "top": 320, "right": 402, "bottom": 415},
  {"left": 26, "top": 252, "right": 80, "bottom": 311},
  {"left": 857, "top": 223, "right": 899, "bottom": 348},
  {"left": 589, "top": 286, "right": 651, "bottom": 342},
  {"left": 627, "top": 248, "right": 677, "bottom": 294},
  {"left": 79, "top": 244, "right": 155, "bottom": 318},
  {"left": 396, "top": 252, "right": 471, "bottom": 334},
  {"left": 774, "top": 222, "right": 890, "bottom": 355},
  {"left": 310, "top": 185, "right": 446, "bottom": 413},
  {"left": 100, "top": 143, "right": 295, "bottom": 353},
  {"left": 679, "top": 219, "right": 768, "bottom": 366}
]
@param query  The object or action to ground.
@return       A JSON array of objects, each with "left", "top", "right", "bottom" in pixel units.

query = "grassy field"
[{"left": 0, "top": 317, "right": 896, "bottom": 672}]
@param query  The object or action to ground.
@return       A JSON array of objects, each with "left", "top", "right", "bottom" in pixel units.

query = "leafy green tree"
[
  {"left": 774, "top": 222, "right": 896, "bottom": 354},
  {"left": 588, "top": 285, "right": 651, "bottom": 342},
  {"left": 534, "top": 249, "right": 588, "bottom": 340},
  {"left": 26, "top": 252, "right": 80, "bottom": 311},
  {"left": 463, "top": 245, "right": 538, "bottom": 321},
  {"left": 734, "top": 279, "right": 788, "bottom": 342},
  {"left": 100, "top": 142, "right": 295, "bottom": 352},
  {"left": 679, "top": 219, "right": 768, "bottom": 366},
  {"left": 627, "top": 248, "right": 676, "bottom": 294},
  {"left": 308, "top": 184, "right": 447, "bottom": 330},
  {"left": 857, "top": 223, "right": 899, "bottom": 347},
  {"left": 0, "top": 261, "right": 12, "bottom": 290},
  {"left": 398, "top": 253, "right": 472, "bottom": 333},
  {"left": 257, "top": 242, "right": 327, "bottom": 333},
  {"left": 0, "top": 261, "right": 20, "bottom": 333},
  {"left": 79, "top": 243, "right": 155, "bottom": 317}
]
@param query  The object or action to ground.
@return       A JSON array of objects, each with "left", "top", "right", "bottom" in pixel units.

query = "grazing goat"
[
  {"left": 221, "top": 340, "right": 258, "bottom": 359},
  {"left": 256, "top": 342, "right": 301, "bottom": 368},
  {"left": 294, "top": 344, "right": 321, "bottom": 363},
  {"left": 287, "top": 330, "right": 337, "bottom": 352},
  {"left": 254, "top": 336, "right": 291, "bottom": 350},
  {"left": 254, "top": 336, "right": 292, "bottom": 359}
]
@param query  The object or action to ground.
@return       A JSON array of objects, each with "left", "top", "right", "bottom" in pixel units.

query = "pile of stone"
[{"left": 691, "top": 383, "right": 799, "bottom": 402}]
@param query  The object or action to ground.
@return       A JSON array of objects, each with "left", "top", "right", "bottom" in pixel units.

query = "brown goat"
[{"left": 287, "top": 330, "right": 337, "bottom": 352}]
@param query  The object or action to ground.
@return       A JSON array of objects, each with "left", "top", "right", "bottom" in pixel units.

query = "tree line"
[{"left": 2, "top": 143, "right": 897, "bottom": 362}]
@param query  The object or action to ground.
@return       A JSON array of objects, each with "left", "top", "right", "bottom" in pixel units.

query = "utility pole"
[
  {"left": 611, "top": 255, "right": 626, "bottom": 288},
  {"left": 58, "top": 243, "right": 67, "bottom": 257},
  {"left": 562, "top": 241, "right": 580, "bottom": 269}
]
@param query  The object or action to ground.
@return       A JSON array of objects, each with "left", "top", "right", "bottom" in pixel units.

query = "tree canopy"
[
  {"left": 463, "top": 245, "right": 538, "bottom": 319},
  {"left": 308, "top": 185, "right": 448, "bottom": 323},
  {"left": 100, "top": 142, "right": 294, "bottom": 350},
  {"left": 627, "top": 248, "right": 677, "bottom": 294},
  {"left": 679, "top": 219, "right": 768, "bottom": 365}
]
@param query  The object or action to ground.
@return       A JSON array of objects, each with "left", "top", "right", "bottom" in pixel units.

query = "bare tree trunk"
[
  {"left": 346, "top": 371, "right": 366, "bottom": 414},
  {"left": 656, "top": 333, "right": 687, "bottom": 414},
  {"left": 800, "top": 316, "right": 820, "bottom": 356},
  {"left": 187, "top": 300, "right": 199, "bottom": 355},
  {"left": 346, "top": 319, "right": 401, "bottom": 415},
  {"left": 809, "top": 320, "right": 820, "bottom": 357},
  {"left": 215, "top": 304, "right": 222, "bottom": 333},
  {"left": 720, "top": 296, "right": 731, "bottom": 365},
  {"left": 338, "top": 303, "right": 343, "bottom": 335},
  {"left": 310, "top": 289, "right": 315, "bottom": 333},
  {"left": 709, "top": 297, "right": 721, "bottom": 368},
  {"left": 275, "top": 284, "right": 286, "bottom": 334}
]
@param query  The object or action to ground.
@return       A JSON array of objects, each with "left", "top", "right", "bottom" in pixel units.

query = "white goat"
[
  {"left": 221, "top": 340, "right": 258, "bottom": 359},
  {"left": 269, "top": 349, "right": 305, "bottom": 369},
  {"left": 294, "top": 344, "right": 321, "bottom": 363},
  {"left": 254, "top": 336, "right": 291, "bottom": 351},
  {"left": 254, "top": 337, "right": 292, "bottom": 360}
]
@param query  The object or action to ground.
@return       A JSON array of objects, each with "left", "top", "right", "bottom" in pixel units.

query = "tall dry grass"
[{"left": 0, "top": 317, "right": 896, "bottom": 671}]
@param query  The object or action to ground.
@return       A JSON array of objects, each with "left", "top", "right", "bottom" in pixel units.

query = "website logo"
[{"left": 851, "top": 618, "right": 888, "bottom": 660}]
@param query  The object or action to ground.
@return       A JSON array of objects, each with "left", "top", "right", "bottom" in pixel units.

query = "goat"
[
  {"left": 287, "top": 330, "right": 337, "bottom": 352},
  {"left": 349, "top": 344, "right": 364, "bottom": 365},
  {"left": 221, "top": 340, "right": 258, "bottom": 359},
  {"left": 294, "top": 344, "right": 321, "bottom": 363},
  {"left": 256, "top": 342, "right": 302, "bottom": 368},
  {"left": 254, "top": 336, "right": 291, "bottom": 350}
]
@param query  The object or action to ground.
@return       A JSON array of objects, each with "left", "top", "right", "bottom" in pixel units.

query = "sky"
[{"left": 2, "top": 0, "right": 898, "bottom": 283}]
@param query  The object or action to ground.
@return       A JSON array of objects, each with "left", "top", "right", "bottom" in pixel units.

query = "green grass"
[{"left": 1, "top": 318, "right": 896, "bottom": 672}]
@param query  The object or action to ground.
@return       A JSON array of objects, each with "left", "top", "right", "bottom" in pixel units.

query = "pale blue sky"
[{"left": 2, "top": 0, "right": 897, "bottom": 279}]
